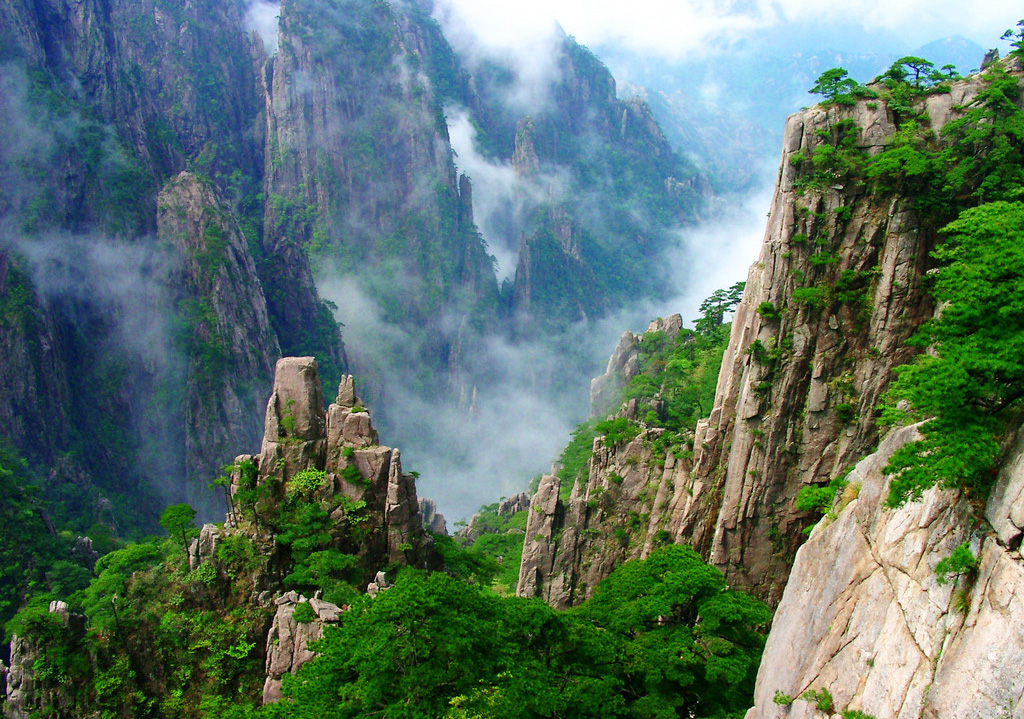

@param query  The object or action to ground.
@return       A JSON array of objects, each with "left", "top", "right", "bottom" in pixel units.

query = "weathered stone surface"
[
  {"left": 262, "top": 592, "right": 344, "bottom": 704},
  {"left": 419, "top": 498, "right": 448, "bottom": 535},
  {"left": 237, "top": 358, "right": 438, "bottom": 582},
  {"left": 986, "top": 425, "right": 1024, "bottom": 548},
  {"left": 744, "top": 424, "right": 1024, "bottom": 719},
  {"left": 188, "top": 523, "right": 222, "bottom": 571},
  {"left": 516, "top": 474, "right": 562, "bottom": 599},
  {"left": 590, "top": 330, "right": 640, "bottom": 417},
  {"left": 520, "top": 67, "right": 1024, "bottom": 610},
  {"left": 6, "top": 601, "right": 85, "bottom": 719}
]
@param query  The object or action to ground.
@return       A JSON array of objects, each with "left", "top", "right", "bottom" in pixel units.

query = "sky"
[{"left": 432, "top": 0, "right": 1020, "bottom": 62}]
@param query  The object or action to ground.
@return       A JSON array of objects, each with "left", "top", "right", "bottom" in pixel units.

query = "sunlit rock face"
[
  {"left": 235, "top": 356, "right": 439, "bottom": 573},
  {"left": 744, "top": 424, "right": 1024, "bottom": 719},
  {"left": 517, "top": 66, "right": 1024, "bottom": 610},
  {"left": 159, "top": 172, "right": 281, "bottom": 512}
]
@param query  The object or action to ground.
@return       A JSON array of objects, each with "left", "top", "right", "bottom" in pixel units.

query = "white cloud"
[
  {"left": 245, "top": 0, "right": 281, "bottom": 54},
  {"left": 433, "top": 0, "right": 1018, "bottom": 60}
]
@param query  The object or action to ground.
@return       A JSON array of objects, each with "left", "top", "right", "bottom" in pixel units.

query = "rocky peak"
[
  {"left": 512, "top": 117, "right": 540, "bottom": 178},
  {"left": 262, "top": 591, "right": 345, "bottom": 705},
  {"left": 519, "top": 67, "right": 1024, "bottom": 610},
  {"left": 418, "top": 498, "right": 448, "bottom": 535},
  {"left": 232, "top": 357, "right": 436, "bottom": 571}
]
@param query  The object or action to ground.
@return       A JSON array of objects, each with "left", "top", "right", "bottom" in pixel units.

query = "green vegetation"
[
  {"left": 935, "top": 541, "right": 979, "bottom": 586},
  {"left": 809, "top": 68, "right": 873, "bottom": 106},
  {"left": 0, "top": 444, "right": 93, "bottom": 637},
  {"left": 448, "top": 503, "right": 530, "bottom": 595},
  {"left": 881, "top": 202, "right": 1024, "bottom": 506},
  {"left": 272, "top": 545, "right": 769, "bottom": 719}
]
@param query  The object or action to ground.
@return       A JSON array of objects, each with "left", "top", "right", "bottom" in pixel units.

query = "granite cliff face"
[
  {"left": 233, "top": 357, "right": 437, "bottom": 573},
  {"left": 261, "top": 0, "right": 498, "bottom": 401},
  {"left": 744, "top": 423, "right": 1024, "bottom": 719},
  {"left": 518, "top": 66, "right": 1024, "bottom": 608},
  {"left": 0, "top": 0, "right": 344, "bottom": 528},
  {"left": 3, "top": 357, "right": 441, "bottom": 717}
]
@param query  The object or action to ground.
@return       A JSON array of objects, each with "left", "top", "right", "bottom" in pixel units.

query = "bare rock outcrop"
[
  {"left": 262, "top": 592, "right": 344, "bottom": 704},
  {"left": 5, "top": 602, "right": 85, "bottom": 719},
  {"left": 419, "top": 498, "right": 447, "bottom": 536},
  {"left": 231, "top": 357, "right": 438, "bottom": 576},
  {"left": 744, "top": 424, "right": 1024, "bottom": 719}
]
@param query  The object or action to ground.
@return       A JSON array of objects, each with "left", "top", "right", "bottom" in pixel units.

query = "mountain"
[
  {"left": 515, "top": 53, "right": 1024, "bottom": 714},
  {"left": 598, "top": 32, "right": 989, "bottom": 192},
  {"left": 0, "top": 0, "right": 712, "bottom": 532}
]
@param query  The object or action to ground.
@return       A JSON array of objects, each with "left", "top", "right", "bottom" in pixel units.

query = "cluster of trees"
[{"left": 268, "top": 545, "right": 769, "bottom": 719}]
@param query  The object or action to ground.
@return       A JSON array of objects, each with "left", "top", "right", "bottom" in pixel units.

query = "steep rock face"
[
  {"left": 261, "top": 0, "right": 496, "bottom": 395},
  {"left": 418, "top": 498, "right": 448, "bottom": 535},
  {"left": 158, "top": 172, "right": 281, "bottom": 511},
  {"left": 262, "top": 592, "right": 344, "bottom": 704},
  {"left": 5, "top": 602, "right": 85, "bottom": 719},
  {"left": 0, "top": 251, "right": 72, "bottom": 469},
  {"left": 677, "top": 76, "right": 1002, "bottom": 604},
  {"left": 490, "top": 39, "right": 709, "bottom": 327},
  {"left": 232, "top": 357, "right": 438, "bottom": 574},
  {"left": 744, "top": 424, "right": 1024, "bottom": 719},
  {"left": 0, "top": 0, "right": 304, "bottom": 532},
  {"left": 519, "top": 69, "right": 1020, "bottom": 608}
]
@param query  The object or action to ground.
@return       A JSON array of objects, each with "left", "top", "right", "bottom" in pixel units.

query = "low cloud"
[
  {"left": 316, "top": 173, "right": 774, "bottom": 522},
  {"left": 245, "top": 0, "right": 281, "bottom": 54},
  {"left": 432, "top": 0, "right": 1018, "bottom": 62}
]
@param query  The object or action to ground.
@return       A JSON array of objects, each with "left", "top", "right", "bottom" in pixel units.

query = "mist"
[
  {"left": 245, "top": 0, "right": 281, "bottom": 54},
  {"left": 316, "top": 166, "right": 773, "bottom": 523}
]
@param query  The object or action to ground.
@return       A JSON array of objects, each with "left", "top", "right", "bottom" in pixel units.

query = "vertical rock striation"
[
  {"left": 158, "top": 172, "right": 281, "bottom": 512},
  {"left": 232, "top": 357, "right": 438, "bottom": 574},
  {"left": 519, "top": 67, "right": 1024, "bottom": 608}
]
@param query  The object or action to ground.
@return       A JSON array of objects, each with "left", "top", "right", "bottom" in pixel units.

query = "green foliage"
[
  {"left": 287, "top": 469, "right": 329, "bottom": 501},
  {"left": 882, "top": 202, "right": 1024, "bottom": 505},
  {"left": 841, "top": 710, "right": 877, "bottom": 719},
  {"left": 695, "top": 281, "right": 745, "bottom": 335},
  {"left": 757, "top": 301, "right": 781, "bottom": 320},
  {"left": 792, "top": 287, "right": 825, "bottom": 306},
  {"left": 187, "top": 562, "right": 218, "bottom": 586},
  {"left": 595, "top": 417, "right": 642, "bottom": 447},
  {"left": 555, "top": 419, "right": 599, "bottom": 493},
  {"left": 799, "top": 687, "right": 834, "bottom": 713},
  {"left": 795, "top": 474, "right": 850, "bottom": 529},
  {"left": 935, "top": 541, "right": 979, "bottom": 586},
  {"left": 159, "top": 503, "right": 198, "bottom": 552},
  {"left": 0, "top": 444, "right": 87, "bottom": 636},
  {"left": 773, "top": 690, "right": 795, "bottom": 706},
  {"left": 809, "top": 68, "right": 870, "bottom": 106},
  {"left": 1003, "top": 20, "right": 1024, "bottom": 58},
  {"left": 275, "top": 546, "right": 769, "bottom": 719},
  {"left": 293, "top": 601, "right": 316, "bottom": 624}
]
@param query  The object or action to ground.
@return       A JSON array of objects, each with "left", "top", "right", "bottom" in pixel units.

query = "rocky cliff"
[
  {"left": 158, "top": 172, "right": 281, "bottom": 511},
  {"left": 262, "top": 0, "right": 498, "bottom": 402},
  {"left": 744, "top": 423, "right": 1024, "bottom": 719},
  {"left": 518, "top": 63, "right": 1024, "bottom": 608},
  {"left": 233, "top": 357, "right": 437, "bottom": 573},
  {"left": 0, "top": 0, "right": 345, "bottom": 530}
]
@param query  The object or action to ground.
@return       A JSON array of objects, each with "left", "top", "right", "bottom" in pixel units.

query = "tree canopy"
[
  {"left": 273, "top": 545, "right": 769, "bottom": 719},
  {"left": 882, "top": 201, "right": 1024, "bottom": 505}
]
